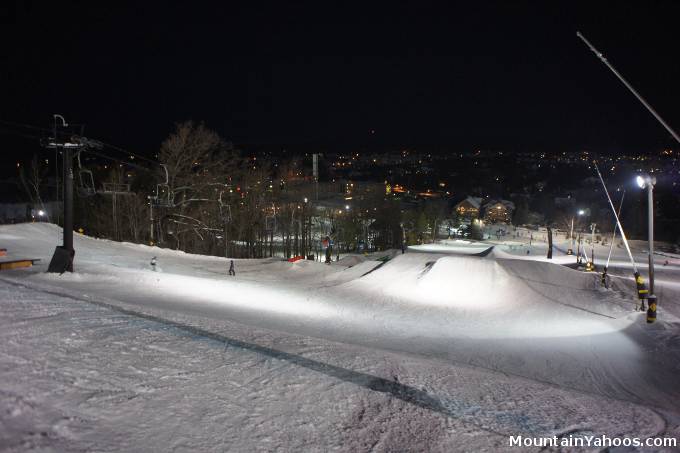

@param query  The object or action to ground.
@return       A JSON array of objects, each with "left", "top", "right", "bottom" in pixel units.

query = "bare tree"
[
  {"left": 156, "top": 121, "right": 239, "bottom": 253},
  {"left": 19, "top": 154, "right": 50, "bottom": 220}
]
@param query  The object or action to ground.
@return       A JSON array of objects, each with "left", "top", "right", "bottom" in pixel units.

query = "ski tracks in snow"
[{"left": 1, "top": 276, "right": 674, "bottom": 452}]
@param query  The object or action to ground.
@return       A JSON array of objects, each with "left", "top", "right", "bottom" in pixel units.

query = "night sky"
[{"left": 2, "top": 1, "right": 680, "bottom": 165}]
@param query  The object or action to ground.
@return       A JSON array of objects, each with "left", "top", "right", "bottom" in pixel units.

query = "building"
[
  {"left": 482, "top": 200, "right": 515, "bottom": 224},
  {"left": 454, "top": 197, "right": 483, "bottom": 220}
]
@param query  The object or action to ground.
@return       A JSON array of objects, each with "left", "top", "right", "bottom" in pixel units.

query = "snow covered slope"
[{"left": 1, "top": 223, "right": 679, "bottom": 451}]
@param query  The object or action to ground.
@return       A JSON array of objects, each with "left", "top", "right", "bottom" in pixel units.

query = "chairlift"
[
  {"left": 264, "top": 203, "right": 277, "bottom": 232},
  {"left": 152, "top": 164, "right": 175, "bottom": 207},
  {"left": 76, "top": 151, "right": 96, "bottom": 197},
  {"left": 215, "top": 189, "right": 233, "bottom": 223}
]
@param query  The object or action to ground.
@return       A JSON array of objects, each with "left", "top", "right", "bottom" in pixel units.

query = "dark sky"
[{"left": 2, "top": 1, "right": 680, "bottom": 162}]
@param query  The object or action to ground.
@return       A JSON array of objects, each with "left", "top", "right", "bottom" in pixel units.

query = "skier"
[
  {"left": 228, "top": 260, "right": 235, "bottom": 276},
  {"left": 150, "top": 256, "right": 157, "bottom": 271}
]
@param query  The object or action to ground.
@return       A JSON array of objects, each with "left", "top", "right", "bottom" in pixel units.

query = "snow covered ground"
[{"left": 1, "top": 223, "right": 679, "bottom": 451}]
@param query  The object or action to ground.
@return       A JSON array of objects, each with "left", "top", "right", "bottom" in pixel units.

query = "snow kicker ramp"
[
  {"left": 354, "top": 252, "right": 631, "bottom": 330},
  {"left": 408, "top": 241, "right": 493, "bottom": 256}
]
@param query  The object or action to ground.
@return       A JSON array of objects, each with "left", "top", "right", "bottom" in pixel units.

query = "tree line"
[{"left": 40, "top": 122, "right": 453, "bottom": 259}]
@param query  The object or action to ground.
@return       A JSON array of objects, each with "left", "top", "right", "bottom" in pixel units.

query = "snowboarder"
[{"left": 228, "top": 260, "right": 235, "bottom": 276}]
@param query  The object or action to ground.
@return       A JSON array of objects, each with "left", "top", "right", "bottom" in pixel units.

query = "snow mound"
[{"left": 357, "top": 252, "right": 630, "bottom": 321}]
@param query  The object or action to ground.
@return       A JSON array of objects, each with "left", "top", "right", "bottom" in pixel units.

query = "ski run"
[{"left": 1, "top": 223, "right": 679, "bottom": 452}]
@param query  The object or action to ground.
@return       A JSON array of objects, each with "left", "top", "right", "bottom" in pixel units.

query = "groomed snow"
[{"left": 1, "top": 223, "right": 679, "bottom": 451}]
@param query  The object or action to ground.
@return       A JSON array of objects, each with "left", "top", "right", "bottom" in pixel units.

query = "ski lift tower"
[{"left": 43, "top": 115, "right": 84, "bottom": 273}]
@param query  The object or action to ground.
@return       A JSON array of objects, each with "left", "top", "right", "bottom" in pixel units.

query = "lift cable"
[{"left": 0, "top": 119, "right": 159, "bottom": 165}]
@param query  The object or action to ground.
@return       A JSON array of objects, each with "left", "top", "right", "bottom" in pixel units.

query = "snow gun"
[
  {"left": 579, "top": 31, "right": 680, "bottom": 323},
  {"left": 593, "top": 163, "right": 649, "bottom": 310},
  {"left": 601, "top": 190, "right": 625, "bottom": 289}
]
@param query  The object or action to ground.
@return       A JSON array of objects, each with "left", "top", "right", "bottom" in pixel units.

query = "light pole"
[
  {"left": 570, "top": 209, "right": 585, "bottom": 258},
  {"left": 637, "top": 174, "right": 657, "bottom": 323},
  {"left": 585, "top": 222, "right": 596, "bottom": 272},
  {"left": 400, "top": 222, "right": 406, "bottom": 254}
]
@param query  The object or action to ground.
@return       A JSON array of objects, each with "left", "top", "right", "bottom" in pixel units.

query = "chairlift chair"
[
  {"left": 220, "top": 203, "right": 232, "bottom": 223},
  {"left": 152, "top": 185, "right": 175, "bottom": 207},
  {"left": 152, "top": 164, "right": 175, "bottom": 207},
  {"left": 76, "top": 152, "right": 96, "bottom": 197},
  {"left": 264, "top": 202, "right": 277, "bottom": 232},
  {"left": 217, "top": 190, "right": 232, "bottom": 222}
]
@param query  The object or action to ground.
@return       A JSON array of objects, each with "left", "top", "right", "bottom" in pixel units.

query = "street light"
[
  {"left": 586, "top": 222, "right": 597, "bottom": 272},
  {"left": 636, "top": 173, "right": 657, "bottom": 323},
  {"left": 569, "top": 209, "right": 586, "bottom": 256}
]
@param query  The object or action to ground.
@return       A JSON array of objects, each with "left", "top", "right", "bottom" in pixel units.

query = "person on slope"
[{"left": 228, "top": 260, "right": 235, "bottom": 276}]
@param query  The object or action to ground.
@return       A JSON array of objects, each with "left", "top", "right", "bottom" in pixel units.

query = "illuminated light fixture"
[
  {"left": 38, "top": 210, "right": 45, "bottom": 217},
  {"left": 636, "top": 173, "right": 657, "bottom": 323},
  {"left": 635, "top": 174, "right": 655, "bottom": 189}
]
